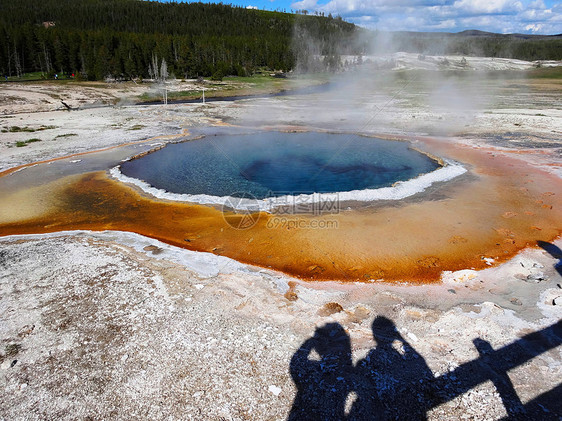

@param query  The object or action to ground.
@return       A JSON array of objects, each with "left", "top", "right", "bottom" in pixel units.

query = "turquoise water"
[{"left": 120, "top": 132, "right": 440, "bottom": 199}]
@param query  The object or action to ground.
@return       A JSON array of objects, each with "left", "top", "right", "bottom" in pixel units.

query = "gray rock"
[
  {"left": 510, "top": 298, "right": 522, "bottom": 306},
  {"left": 526, "top": 272, "right": 546, "bottom": 283},
  {"left": 553, "top": 296, "right": 562, "bottom": 306}
]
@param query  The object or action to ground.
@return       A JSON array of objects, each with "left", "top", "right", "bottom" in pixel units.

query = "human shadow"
[
  {"left": 288, "top": 318, "right": 562, "bottom": 420},
  {"left": 348, "top": 316, "right": 433, "bottom": 420},
  {"left": 537, "top": 240, "right": 562, "bottom": 277},
  {"left": 288, "top": 323, "right": 354, "bottom": 421}
]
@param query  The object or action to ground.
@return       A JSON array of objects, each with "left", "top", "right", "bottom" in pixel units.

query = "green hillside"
[
  {"left": 0, "top": 0, "right": 359, "bottom": 80},
  {"left": 374, "top": 30, "right": 562, "bottom": 61},
  {"left": 1, "top": 0, "right": 560, "bottom": 81}
]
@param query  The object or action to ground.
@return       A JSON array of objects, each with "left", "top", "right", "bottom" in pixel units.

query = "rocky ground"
[{"left": 1, "top": 57, "right": 561, "bottom": 420}]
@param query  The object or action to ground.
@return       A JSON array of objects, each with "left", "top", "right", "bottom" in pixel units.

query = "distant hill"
[
  {"left": 456, "top": 30, "right": 562, "bottom": 40},
  {"left": 368, "top": 30, "right": 562, "bottom": 61},
  {"left": 0, "top": 0, "right": 359, "bottom": 79},
  {"left": 389, "top": 29, "right": 562, "bottom": 40},
  {"left": 0, "top": 0, "right": 559, "bottom": 80}
]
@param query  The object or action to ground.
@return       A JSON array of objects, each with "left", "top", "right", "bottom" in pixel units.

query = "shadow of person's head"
[
  {"left": 312, "top": 323, "right": 351, "bottom": 358},
  {"left": 371, "top": 316, "right": 400, "bottom": 345}
]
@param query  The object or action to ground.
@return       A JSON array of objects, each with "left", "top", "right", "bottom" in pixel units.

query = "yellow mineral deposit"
[{"left": 0, "top": 135, "right": 560, "bottom": 283}]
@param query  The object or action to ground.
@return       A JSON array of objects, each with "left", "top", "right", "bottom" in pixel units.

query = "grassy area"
[
  {"left": 2, "top": 125, "right": 57, "bottom": 133},
  {"left": 1, "top": 72, "right": 76, "bottom": 82},
  {"left": 1, "top": 72, "right": 45, "bottom": 82},
  {"left": 138, "top": 89, "right": 202, "bottom": 102},
  {"left": 3, "top": 126, "right": 36, "bottom": 133},
  {"left": 526, "top": 66, "right": 562, "bottom": 79},
  {"left": 166, "top": 90, "right": 203, "bottom": 101},
  {"left": 15, "top": 138, "right": 42, "bottom": 147},
  {"left": 222, "top": 73, "right": 280, "bottom": 85},
  {"left": 137, "top": 73, "right": 328, "bottom": 104}
]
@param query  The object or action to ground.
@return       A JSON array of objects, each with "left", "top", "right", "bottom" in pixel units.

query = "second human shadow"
[{"left": 289, "top": 316, "right": 562, "bottom": 420}]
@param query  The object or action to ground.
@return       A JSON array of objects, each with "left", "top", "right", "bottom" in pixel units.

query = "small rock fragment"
[
  {"left": 318, "top": 302, "right": 344, "bottom": 316},
  {"left": 284, "top": 290, "right": 298, "bottom": 301},
  {"left": 353, "top": 306, "right": 370, "bottom": 321},
  {"left": 17, "top": 325, "right": 35, "bottom": 338},
  {"left": 347, "top": 306, "right": 370, "bottom": 324},
  {"left": 143, "top": 245, "right": 162, "bottom": 255},
  {"left": 526, "top": 272, "right": 546, "bottom": 283},
  {"left": 482, "top": 257, "right": 495, "bottom": 266},
  {"left": 510, "top": 298, "right": 522, "bottom": 306},
  {"left": 268, "top": 385, "right": 282, "bottom": 396},
  {"left": 284, "top": 281, "right": 298, "bottom": 301},
  {"left": 407, "top": 332, "right": 419, "bottom": 342}
]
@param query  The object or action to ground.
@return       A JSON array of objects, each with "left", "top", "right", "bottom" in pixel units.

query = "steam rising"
[
  {"left": 237, "top": 25, "right": 549, "bottom": 138},
  {"left": 112, "top": 22, "right": 557, "bottom": 210}
]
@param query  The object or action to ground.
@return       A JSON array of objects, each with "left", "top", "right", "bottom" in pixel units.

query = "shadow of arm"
[{"left": 428, "top": 320, "right": 562, "bottom": 409}]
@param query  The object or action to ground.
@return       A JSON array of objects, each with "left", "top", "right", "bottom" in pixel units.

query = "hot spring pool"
[{"left": 117, "top": 132, "right": 457, "bottom": 205}]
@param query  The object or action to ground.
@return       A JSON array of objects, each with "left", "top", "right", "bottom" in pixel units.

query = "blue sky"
[{"left": 166, "top": 0, "right": 562, "bottom": 34}]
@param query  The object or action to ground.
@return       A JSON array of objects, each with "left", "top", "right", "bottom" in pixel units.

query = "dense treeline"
[
  {"left": 1, "top": 0, "right": 560, "bottom": 81},
  {"left": 0, "top": 0, "right": 360, "bottom": 79},
  {"left": 375, "top": 31, "right": 562, "bottom": 61}
]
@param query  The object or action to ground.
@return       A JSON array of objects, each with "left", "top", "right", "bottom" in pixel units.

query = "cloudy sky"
[{"left": 178, "top": 0, "right": 562, "bottom": 34}]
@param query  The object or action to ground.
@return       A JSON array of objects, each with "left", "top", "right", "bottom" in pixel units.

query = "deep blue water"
[{"left": 120, "top": 132, "right": 440, "bottom": 199}]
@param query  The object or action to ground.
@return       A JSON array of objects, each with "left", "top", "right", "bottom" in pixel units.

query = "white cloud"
[
  {"left": 453, "top": 0, "right": 522, "bottom": 14},
  {"left": 246, "top": 5, "right": 259, "bottom": 9},
  {"left": 525, "top": 23, "right": 544, "bottom": 32},
  {"left": 432, "top": 18, "right": 457, "bottom": 29},
  {"left": 528, "top": 0, "right": 546, "bottom": 10},
  {"left": 292, "top": 0, "right": 319, "bottom": 10},
  {"left": 520, "top": 8, "right": 552, "bottom": 20},
  {"left": 289, "top": 0, "right": 562, "bottom": 34}
]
